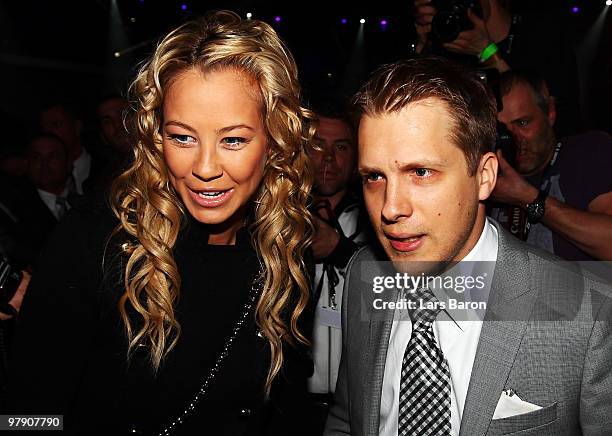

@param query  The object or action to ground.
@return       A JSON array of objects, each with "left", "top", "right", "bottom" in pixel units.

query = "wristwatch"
[{"left": 525, "top": 189, "right": 548, "bottom": 224}]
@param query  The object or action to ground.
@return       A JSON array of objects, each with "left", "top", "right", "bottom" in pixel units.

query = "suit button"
[{"left": 239, "top": 408, "right": 252, "bottom": 418}]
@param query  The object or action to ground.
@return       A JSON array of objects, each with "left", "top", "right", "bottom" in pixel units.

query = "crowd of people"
[{"left": 1, "top": 3, "right": 611, "bottom": 436}]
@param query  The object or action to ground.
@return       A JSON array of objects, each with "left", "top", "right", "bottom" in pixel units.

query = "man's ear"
[
  {"left": 547, "top": 96, "right": 557, "bottom": 127},
  {"left": 477, "top": 151, "right": 498, "bottom": 201}
]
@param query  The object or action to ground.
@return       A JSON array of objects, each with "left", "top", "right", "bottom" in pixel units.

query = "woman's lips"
[
  {"left": 189, "top": 188, "right": 234, "bottom": 208},
  {"left": 387, "top": 235, "right": 424, "bottom": 252}
]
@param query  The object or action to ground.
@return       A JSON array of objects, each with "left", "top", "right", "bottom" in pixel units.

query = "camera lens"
[{"left": 432, "top": 11, "right": 463, "bottom": 43}]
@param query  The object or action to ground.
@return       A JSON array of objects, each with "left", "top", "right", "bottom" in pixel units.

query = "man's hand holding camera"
[
  {"left": 0, "top": 270, "right": 30, "bottom": 321},
  {"left": 491, "top": 150, "right": 538, "bottom": 207},
  {"left": 443, "top": 8, "right": 490, "bottom": 56},
  {"left": 412, "top": 0, "right": 511, "bottom": 72}
]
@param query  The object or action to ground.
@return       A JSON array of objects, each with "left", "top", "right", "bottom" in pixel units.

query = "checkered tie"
[{"left": 398, "top": 287, "right": 451, "bottom": 435}]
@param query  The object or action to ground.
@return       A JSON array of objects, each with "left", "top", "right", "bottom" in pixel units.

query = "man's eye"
[
  {"left": 222, "top": 137, "right": 247, "bottom": 148},
  {"left": 167, "top": 134, "right": 195, "bottom": 146},
  {"left": 414, "top": 168, "right": 432, "bottom": 177},
  {"left": 362, "top": 173, "right": 383, "bottom": 183},
  {"left": 517, "top": 120, "right": 529, "bottom": 128}
]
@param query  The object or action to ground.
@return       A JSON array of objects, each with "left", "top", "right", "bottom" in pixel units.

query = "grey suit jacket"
[{"left": 324, "top": 221, "right": 612, "bottom": 435}]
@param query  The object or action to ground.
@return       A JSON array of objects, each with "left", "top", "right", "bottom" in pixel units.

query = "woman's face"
[{"left": 162, "top": 68, "right": 267, "bottom": 242}]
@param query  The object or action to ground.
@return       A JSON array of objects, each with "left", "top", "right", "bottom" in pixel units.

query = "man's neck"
[
  {"left": 453, "top": 209, "right": 487, "bottom": 263},
  {"left": 38, "top": 184, "right": 66, "bottom": 196},
  {"left": 68, "top": 144, "right": 84, "bottom": 164},
  {"left": 318, "top": 189, "right": 347, "bottom": 213}
]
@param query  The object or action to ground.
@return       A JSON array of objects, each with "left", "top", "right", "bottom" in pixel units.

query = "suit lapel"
[
  {"left": 459, "top": 222, "right": 538, "bottom": 436},
  {"left": 357, "top": 254, "right": 398, "bottom": 436}
]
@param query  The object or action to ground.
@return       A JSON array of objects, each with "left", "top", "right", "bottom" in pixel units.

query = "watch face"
[{"left": 527, "top": 200, "right": 545, "bottom": 223}]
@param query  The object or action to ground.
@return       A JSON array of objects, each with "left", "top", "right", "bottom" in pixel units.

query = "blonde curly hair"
[{"left": 110, "top": 10, "right": 315, "bottom": 393}]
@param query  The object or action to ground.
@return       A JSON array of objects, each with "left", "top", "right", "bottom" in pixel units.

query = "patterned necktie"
[
  {"left": 398, "top": 287, "right": 451, "bottom": 435},
  {"left": 55, "top": 195, "right": 68, "bottom": 220}
]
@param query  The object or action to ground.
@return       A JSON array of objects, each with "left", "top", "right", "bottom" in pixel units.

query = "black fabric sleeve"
[
  {"left": 327, "top": 235, "right": 360, "bottom": 270},
  {"left": 6, "top": 208, "right": 103, "bottom": 416}
]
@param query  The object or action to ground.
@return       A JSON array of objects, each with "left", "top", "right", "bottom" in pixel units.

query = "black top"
[{"left": 7, "top": 202, "right": 312, "bottom": 436}]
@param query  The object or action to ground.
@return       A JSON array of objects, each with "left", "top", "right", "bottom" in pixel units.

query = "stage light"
[
  {"left": 275, "top": 16, "right": 281, "bottom": 23},
  {"left": 246, "top": 12, "right": 252, "bottom": 19},
  {"left": 341, "top": 18, "right": 347, "bottom": 24},
  {"left": 114, "top": 51, "right": 121, "bottom": 58},
  {"left": 130, "top": 17, "right": 136, "bottom": 23},
  {"left": 181, "top": 4, "right": 187, "bottom": 11},
  {"left": 359, "top": 18, "right": 366, "bottom": 24},
  {"left": 606, "top": 0, "right": 612, "bottom": 6},
  {"left": 572, "top": 6, "right": 579, "bottom": 13},
  {"left": 327, "top": 72, "right": 332, "bottom": 77}
]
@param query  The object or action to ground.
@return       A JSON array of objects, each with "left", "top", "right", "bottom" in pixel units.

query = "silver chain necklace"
[{"left": 157, "top": 272, "right": 264, "bottom": 436}]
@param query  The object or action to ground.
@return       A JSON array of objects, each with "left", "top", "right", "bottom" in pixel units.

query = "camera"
[
  {"left": 494, "top": 122, "right": 516, "bottom": 166},
  {"left": 473, "top": 70, "right": 517, "bottom": 165},
  {"left": 431, "top": 0, "right": 482, "bottom": 43},
  {"left": 0, "top": 256, "right": 22, "bottom": 316}
]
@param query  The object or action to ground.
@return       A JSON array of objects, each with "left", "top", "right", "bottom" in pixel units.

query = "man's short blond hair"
[{"left": 353, "top": 57, "right": 497, "bottom": 175}]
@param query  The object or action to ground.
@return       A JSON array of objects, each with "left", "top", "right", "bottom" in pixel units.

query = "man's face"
[
  {"left": 307, "top": 117, "right": 356, "bottom": 198},
  {"left": 98, "top": 97, "right": 131, "bottom": 153},
  {"left": 359, "top": 98, "right": 492, "bottom": 270},
  {"left": 26, "top": 137, "right": 71, "bottom": 191},
  {"left": 40, "top": 106, "right": 81, "bottom": 151},
  {"left": 498, "top": 82, "right": 556, "bottom": 176}
]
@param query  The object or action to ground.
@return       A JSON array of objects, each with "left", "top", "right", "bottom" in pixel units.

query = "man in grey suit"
[{"left": 324, "top": 57, "right": 612, "bottom": 436}]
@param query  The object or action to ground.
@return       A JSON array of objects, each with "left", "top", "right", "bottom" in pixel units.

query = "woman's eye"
[
  {"left": 167, "top": 134, "right": 196, "bottom": 146},
  {"left": 222, "top": 137, "right": 247, "bottom": 148},
  {"left": 414, "top": 168, "right": 432, "bottom": 177}
]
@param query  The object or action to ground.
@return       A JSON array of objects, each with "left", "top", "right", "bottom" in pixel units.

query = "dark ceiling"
[{"left": 0, "top": 0, "right": 610, "bottom": 132}]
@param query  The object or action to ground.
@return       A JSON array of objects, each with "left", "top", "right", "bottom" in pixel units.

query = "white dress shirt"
[
  {"left": 37, "top": 188, "right": 70, "bottom": 221},
  {"left": 72, "top": 148, "right": 92, "bottom": 195},
  {"left": 379, "top": 219, "right": 499, "bottom": 436},
  {"left": 309, "top": 203, "right": 367, "bottom": 394}
]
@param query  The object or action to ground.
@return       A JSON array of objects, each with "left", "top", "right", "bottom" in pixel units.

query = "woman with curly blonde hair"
[{"left": 9, "top": 11, "right": 315, "bottom": 436}]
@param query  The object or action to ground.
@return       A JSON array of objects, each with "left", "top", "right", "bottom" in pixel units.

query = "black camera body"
[{"left": 431, "top": 0, "right": 482, "bottom": 43}]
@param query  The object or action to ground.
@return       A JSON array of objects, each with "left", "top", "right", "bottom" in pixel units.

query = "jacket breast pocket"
[{"left": 487, "top": 402, "right": 558, "bottom": 435}]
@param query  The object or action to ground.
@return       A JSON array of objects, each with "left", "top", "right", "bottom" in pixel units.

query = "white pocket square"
[{"left": 492, "top": 389, "right": 543, "bottom": 420}]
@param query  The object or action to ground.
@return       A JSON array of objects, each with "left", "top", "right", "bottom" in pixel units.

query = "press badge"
[{"left": 317, "top": 306, "right": 341, "bottom": 329}]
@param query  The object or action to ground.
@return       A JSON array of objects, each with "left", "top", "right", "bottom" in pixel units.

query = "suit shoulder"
[
  {"left": 518, "top": 240, "right": 612, "bottom": 322},
  {"left": 349, "top": 244, "right": 385, "bottom": 265}
]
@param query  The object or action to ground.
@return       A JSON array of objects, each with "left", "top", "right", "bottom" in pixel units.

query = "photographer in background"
[
  {"left": 489, "top": 70, "right": 612, "bottom": 261},
  {"left": 412, "top": 0, "right": 581, "bottom": 136},
  {"left": 305, "top": 103, "right": 370, "bottom": 435}
]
